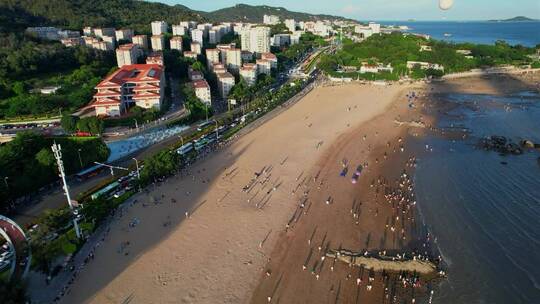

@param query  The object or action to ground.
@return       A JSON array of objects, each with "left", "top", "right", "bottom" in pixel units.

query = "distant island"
[{"left": 489, "top": 16, "right": 538, "bottom": 22}]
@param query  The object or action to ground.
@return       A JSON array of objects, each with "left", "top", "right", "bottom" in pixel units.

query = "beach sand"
[{"left": 58, "top": 82, "right": 413, "bottom": 304}]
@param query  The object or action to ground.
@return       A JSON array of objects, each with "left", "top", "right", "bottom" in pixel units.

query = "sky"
[{"left": 150, "top": 0, "right": 540, "bottom": 21}]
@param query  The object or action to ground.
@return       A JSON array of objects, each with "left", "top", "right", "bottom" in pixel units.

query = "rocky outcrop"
[{"left": 479, "top": 136, "right": 523, "bottom": 155}]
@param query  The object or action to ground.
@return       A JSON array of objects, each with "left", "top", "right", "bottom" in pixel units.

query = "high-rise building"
[
  {"left": 151, "top": 21, "right": 168, "bottom": 35},
  {"left": 217, "top": 72, "right": 235, "bottom": 98},
  {"left": 225, "top": 48, "right": 242, "bottom": 72},
  {"left": 115, "top": 44, "right": 141, "bottom": 67},
  {"left": 115, "top": 29, "right": 134, "bottom": 42},
  {"left": 170, "top": 36, "right": 183, "bottom": 51},
  {"left": 241, "top": 26, "right": 271, "bottom": 54},
  {"left": 172, "top": 25, "right": 187, "bottom": 36},
  {"left": 94, "top": 28, "right": 115, "bottom": 39},
  {"left": 190, "top": 42, "right": 202, "bottom": 55},
  {"left": 240, "top": 63, "right": 257, "bottom": 86},
  {"left": 256, "top": 59, "right": 271, "bottom": 75},
  {"left": 261, "top": 52, "right": 278, "bottom": 69},
  {"left": 285, "top": 19, "right": 297, "bottom": 32},
  {"left": 151, "top": 35, "right": 164, "bottom": 51},
  {"left": 132, "top": 35, "right": 148, "bottom": 50},
  {"left": 263, "top": 14, "right": 280, "bottom": 25},
  {"left": 180, "top": 21, "right": 197, "bottom": 29},
  {"left": 102, "top": 35, "right": 116, "bottom": 50},
  {"left": 206, "top": 49, "right": 221, "bottom": 70},
  {"left": 191, "top": 29, "right": 204, "bottom": 45}
]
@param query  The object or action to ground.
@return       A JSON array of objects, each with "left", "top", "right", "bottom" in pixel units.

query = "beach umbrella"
[{"left": 439, "top": 0, "right": 454, "bottom": 10}]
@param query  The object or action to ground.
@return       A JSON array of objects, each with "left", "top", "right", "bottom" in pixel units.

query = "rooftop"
[
  {"left": 192, "top": 79, "right": 210, "bottom": 89},
  {"left": 96, "top": 64, "right": 163, "bottom": 88}
]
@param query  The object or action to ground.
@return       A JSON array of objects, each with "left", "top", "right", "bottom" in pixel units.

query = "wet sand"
[{"left": 56, "top": 82, "right": 412, "bottom": 304}]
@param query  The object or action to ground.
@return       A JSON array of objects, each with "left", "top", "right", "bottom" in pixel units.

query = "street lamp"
[
  {"left": 213, "top": 120, "right": 219, "bottom": 139},
  {"left": 132, "top": 157, "right": 141, "bottom": 180},
  {"left": 178, "top": 135, "right": 184, "bottom": 146},
  {"left": 133, "top": 119, "right": 139, "bottom": 131},
  {"left": 77, "top": 148, "right": 83, "bottom": 168}
]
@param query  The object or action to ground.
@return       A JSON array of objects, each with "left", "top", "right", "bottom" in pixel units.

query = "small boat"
[
  {"left": 443, "top": 33, "right": 452, "bottom": 37},
  {"left": 340, "top": 166, "right": 348, "bottom": 177}
]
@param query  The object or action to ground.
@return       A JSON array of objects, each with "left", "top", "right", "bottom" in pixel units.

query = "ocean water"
[
  {"left": 413, "top": 91, "right": 540, "bottom": 303},
  {"left": 379, "top": 21, "right": 540, "bottom": 47}
]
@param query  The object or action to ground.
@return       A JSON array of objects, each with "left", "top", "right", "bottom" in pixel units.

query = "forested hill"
[
  {"left": 0, "top": 0, "right": 206, "bottom": 33},
  {"left": 204, "top": 4, "right": 350, "bottom": 23},
  {"left": 0, "top": 1, "right": 351, "bottom": 34}
]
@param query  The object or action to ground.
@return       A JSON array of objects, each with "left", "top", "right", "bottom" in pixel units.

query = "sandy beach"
[{"left": 55, "top": 82, "right": 414, "bottom": 304}]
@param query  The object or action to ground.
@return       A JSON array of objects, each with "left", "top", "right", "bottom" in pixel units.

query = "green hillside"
[{"left": 204, "top": 4, "right": 351, "bottom": 23}]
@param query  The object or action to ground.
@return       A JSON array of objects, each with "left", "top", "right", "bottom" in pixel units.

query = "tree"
[
  {"left": 61, "top": 114, "right": 79, "bottom": 133},
  {"left": 77, "top": 117, "right": 104, "bottom": 135},
  {"left": 0, "top": 278, "right": 28, "bottom": 304}
]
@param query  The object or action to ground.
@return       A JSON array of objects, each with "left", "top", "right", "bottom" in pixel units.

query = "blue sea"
[
  {"left": 413, "top": 90, "right": 540, "bottom": 303},
  {"left": 379, "top": 21, "right": 540, "bottom": 47}
]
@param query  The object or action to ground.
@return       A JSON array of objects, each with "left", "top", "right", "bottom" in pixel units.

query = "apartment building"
[
  {"left": 241, "top": 26, "right": 271, "bottom": 54},
  {"left": 261, "top": 52, "right": 278, "bottom": 69},
  {"left": 191, "top": 29, "right": 204, "bottom": 45},
  {"left": 192, "top": 79, "right": 211, "bottom": 105},
  {"left": 206, "top": 48, "right": 221, "bottom": 70},
  {"left": 190, "top": 42, "right": 202, "bottom": 55},
  {"left": 225, "top": 48, "right": 242, "bottom": 72},
  {"left": 170, "top": 36, "right": 183, "bottom": 51},
  {"left": 146, "top": 52, "right": 163, "bottom": 66},
  {"left": 151, "top": 21, "right": 168, "bottom": 35},
  {"left": 115, "top": 29, "right": 134, "bottom": 42},
  {"left": 285, "top": 19, "right": 297, "bottom": 32},
  {"left": 263, "top": 14, "right": 280, "bottom": 25},
  {"left": 86, "top": 64, "right": 164, "bottom": 116},
  {"left": 94, "top": 28, "right": 115, "bottom": 39},
  {"left": 240, "top": 63, "right": 257, "bottom": 86},
  {"left": 256, "top": 59, "right": 271, "bottom": 75},
  {"left": 116, "top": 44, "right": 141, "bottom": 67},
  {"left": 151, "top": 35, "right": 165, "bottom": 51},
  {"left": 132, "top": 35, "right": 148, "bottom": 50},
  {"left": 217, "top": 72, "right": 235, "bottom": 98},
  {"left": 172, "top": 24, "right": 187, "bottom": 36}
]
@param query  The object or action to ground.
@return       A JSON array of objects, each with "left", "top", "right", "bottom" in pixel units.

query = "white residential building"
[
  {"left": 151, "top": 21, "right": 168, "bottom": 35},
  {"left": 290, "top": 31, "right": 303, "bottom": 45},
  {"left": 256, "top": 59, "right": 272, "bottom": 75},
  {"left": 94, "top": 28, "right": 115, "bottom": 39},
  {"left": 172, "top": 24, "right": 187, "bottom": 36},
  {"left": 261, "top": 53, "right": 278, "bottom": 69},
  {"left": 190, "top": 42, "right": 202, "bottom": 55},
  {"left": 184, "top": 51, "right": 198, "bottom": 59},
  {"left": 192, "top": 79, "right": 211, "bottom": 105},
  {"left": 132, "top": 35, "right": 148, "bottom": 50},
  {"left": 272, "top": 34, "right": 290, "bottom": 47},
  {"left": 206, "top": 48, "right": 221, "bottom": 70},
  {"left": 170, "top": 36, "right": 183, "bottom": 51},
  {"left": 241, "top": 26, "right": 271, "bottom": 54},
  {"left": 116, "top": 43, "right": 141, "bottom": 67},
  {"left": 285, "top": 19, "right": 297, "bottom": 32},
  {"left": 191, "top": 29, "right": 204, "bottom": 45},
  {"left": 217, "top": 72, "right": 235, "bottom": 98},
  {"left": 368, "top": 22, "right": 381, "bottom": 34},
  {"left": 180, "top": 21, "right": 197, "bottom": 29},
  {"left": 406, "top": 61, "right": 444, "bottom": 71},
  {"left": 151, "top": 35, "right": 165, "bottom": 51},
  {"left": 225, "top": 48, "right": 242, "bottom": 72},
  {"left": 115, "top": 29, "right": 134, "bottom": 42},
  {"left": 240, "top": 63, "right": 258, "bottom": 86},
  {"left": 263, "top": 14, "right": 280, "bottom": 25},
  {"left": 102, "top": 35, "right": 116, "bottom": 50}
]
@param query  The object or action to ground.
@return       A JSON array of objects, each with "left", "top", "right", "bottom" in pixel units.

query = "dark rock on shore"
[{"left": 479, "top": 136, "right": 523, "bottom": 155}]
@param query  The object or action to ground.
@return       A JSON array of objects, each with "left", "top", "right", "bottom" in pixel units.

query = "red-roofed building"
[
  {"left": 84, "top": 64, "right": 165, "bottom": 117},
  {"left": 191, "top": 79, "right": 211, "bottom": 105},
  {"left": 261, "top": 52, "right": 277, "bottom": 69}
]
